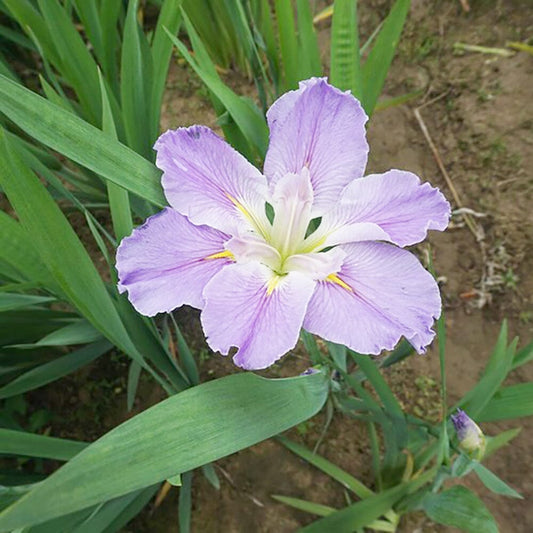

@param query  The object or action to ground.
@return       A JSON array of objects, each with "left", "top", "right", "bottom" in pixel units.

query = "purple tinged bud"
[
  {"left": 450, "top": 409, "right": 472, "bottom": 440},
  {"left": 451, "top": 409, "right": 486, "bottom": 459},
  {"left": 300, "top": 367, "right": 320, "bottom": 376}
]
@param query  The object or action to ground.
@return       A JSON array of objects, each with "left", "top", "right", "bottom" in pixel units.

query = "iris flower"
[{"left": 117, "top": 78, "right": 450, "bottom": 370}]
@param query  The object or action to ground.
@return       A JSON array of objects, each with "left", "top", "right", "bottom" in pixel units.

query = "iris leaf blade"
[
  {"left": 0, "top": 129, "right": 145, "bottom": 362},
  {"left": 360, "top": 0, "right": 410, "bottom": 115},
  {"left": 421, "top": 486, "right": 498, "bottom": 533},
  {"left": 484, "top": 427, "right": 521, "bottom": 457},
  {"left": 150, "top": 0, "right": 183, "bottom": 141},
  {"left": 300, "top": 470, "right": 434, "bottom": 532},
  {"left": 0, "top": 52, "right": 19, "bottom": 83},
  {"left": 330, "top": 0, "right": 361, "bottom": 97},
  {"left": 200, "top": 463, "right": 220, "bottom": 490},
  {"left": 277, "top": 436, "right": 374, "bottom": 499},
  {"left": 0, "top": 294, "right": 55, "bottom": 313},
  {"left": 0, "top": 74, "right": 165, "bottom": 206},
  {"left": 1, "top": 169, "right": 56, "bottom": 290},
  {"left": 167, "top": 26, "right": 268, "bottom": 159},
  {"left": 99, "top": 70, "right": 133, "bottom": 242},
  {"left": 456, "top": 323, "right": 517, "bottom": 418},
  {"left": 473, "top": 463, "right": 522, "bottom": 499},
  {"left": 178, "top": 471, "right": 192, "bottom": 533},
  {"left": 512, "top": 340, "right": 533, "bottom": 369},
  {"left": 98, "top": 485, "right": 159, "bottom": 533},
  {"left": 0, "top": 340, "right": 111, "bottom": 399},
  {"left": 121, "top": 0, "right": 154, "bottom": 159},
  {"left": 97, "top": 0, "right": 122, "bottom": 88},
  {"left": 39, "top": 74, "right": 75, "bottom": 112},
  {"left": 477, "top": 383, "right": 533, "bottom": 422},
  {"left": 127, "top": 360, "right": 142, "bottom": 412},
  {"left": 2, "top": 0, "right": 60, "bottom": 67},
  {"left": 21, "top": 508, "right": 96, "bottom": 533},
  {"left": 36, "top": 0, "right": 101, "bottom": 125},
  {"left": 271, "top": 495, "right": 334, "bottom": 517},
  {"left": 179, "top": 12, "right": 258, "bottom": 160},
  {"left": 350, "top": 352, "right": 407, "bottom": 447},
  {"left": 274, "top": 0, "right": 299, "bottom": 90},
  {"left": 72, "top": 488, "right": 157, "bottom": 533},
  {"left": 72, "top": 0, "right": 104, "bottom": 67},
  {"left": 0, "top": 429, "right": 87, "bottom": 461},
  {"left": 296, "top": 0, "right": 323, "bottom": 79},
  {"left": 0, "top": 372, "right": 328, "bottom": 531},
  {"left": 26, "top": 320, "right": 102, "bottom": 347}
]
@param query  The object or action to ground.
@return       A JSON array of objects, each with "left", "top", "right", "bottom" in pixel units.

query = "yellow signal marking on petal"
[
  {"left": 225, "top": 192, "right": 269, "bottom": 240},
  {"left": 266, "top": 274, "right": 282, "bottom": 296},
  {"left": 225, "top": 192, "right": 254, "bottom": 224},
  {"left": 326, "top": 274, "right": 353, "bottom": 292},
  {"left": 204, "top": 250, "right": 235, "bottom": 261},
  {"left": 298, "top": 235, "right": 327, "bottom": 255}
]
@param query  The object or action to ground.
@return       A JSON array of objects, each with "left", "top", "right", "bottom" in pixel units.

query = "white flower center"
[
  {"left": 268, "top": 168, "right": 314, "bottom": 261},
  {"left": 226, "top": 168, "right": 345, "bottom": 282}
]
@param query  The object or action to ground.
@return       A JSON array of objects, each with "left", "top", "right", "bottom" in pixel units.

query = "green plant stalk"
[
  {"left": 231, "top": 0, "right": 274, "bottom": 104},
  {"left": 360, "top": 0, "right": 410, "bottom": 115},
  {"left": 296, "top": 0, "right": 322, "bottom": 79},
  {"left": 330, "top": 0, "right": 361, "bottom": 97},
  {"left": 274, "top": 0, "right": 299, "bottom": 90},
  {"left": 272, "top": 495, "right": 397, "bottom": 531},
  {"left": 98, "top": 70, "right": 133, "bottom": 242},
  {"left": 428, "top": 252, "right": 449, "bottom": 466},
  {"left": 121, "top": 0, "right": 154, "bottom": 160},
  {"left": 149, "top": 0, "right": 183, "bottom": 142},
  {"left": 436, "top": 310, "right": 449, "bottom": 465},
  {"left": 368, "top": 421, "right": 383, "bottom": 491}
]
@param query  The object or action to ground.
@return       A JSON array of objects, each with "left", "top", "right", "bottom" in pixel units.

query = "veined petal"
[
  {"left": 264, "top": 78, "right": 368, "bottom": 215},
  {"left": 266, "top": 77, "right": 323, "bottom": 135},
  {"left": 155, "top": 126, "right": 270, "bottom": 236},
  {"left": 324, "top": 170, "right": 451, "bottom": 247},
  {"left": 303, "top": 242, "right": 441, "bottom": 354},
  {"left": 300, "top": 221, "right": 391, "bottom": 253},
  {"left": 116, "top": 208, "right": 232, "bottom": 315},
  {"left": 201, "top": 262, "right": 316, "bottom": 370},
  {"left": 270, "top": 168, "right": 314, "bottom": 257}
]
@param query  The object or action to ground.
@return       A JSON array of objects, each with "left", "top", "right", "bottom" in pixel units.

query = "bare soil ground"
[{"left": 24, "top": 1, "right": 533, "bottom": 532}]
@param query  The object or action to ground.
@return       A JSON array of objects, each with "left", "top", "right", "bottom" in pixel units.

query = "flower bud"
[{"left": 451, "top": 409, "right": 486, "bottom": 460}]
